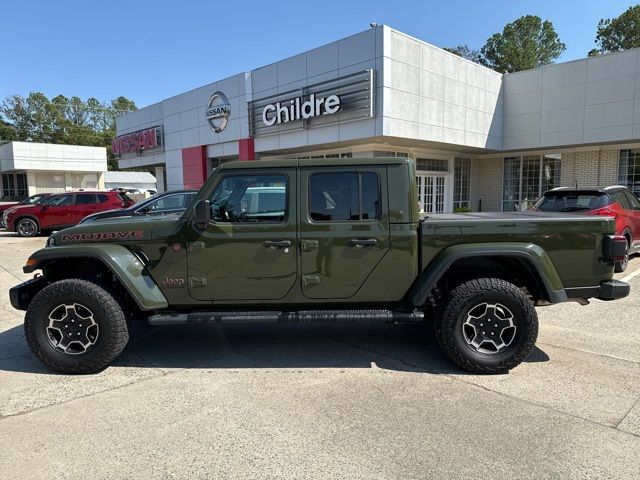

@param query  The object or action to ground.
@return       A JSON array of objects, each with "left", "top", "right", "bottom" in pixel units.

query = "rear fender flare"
[
  {"left": 409, "top": 242, "right": 566, "bottom": 307},
  {"left": 23, "top": 244, "right": 168, "bottom": 311}
]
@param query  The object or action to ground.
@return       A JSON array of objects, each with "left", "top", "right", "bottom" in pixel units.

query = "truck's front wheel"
[
  {"left": 24, "top": 279, "right": 130, "bottom": 374},
  {"left": 435, "top": 278, "right": 538, "bottom": 374}
]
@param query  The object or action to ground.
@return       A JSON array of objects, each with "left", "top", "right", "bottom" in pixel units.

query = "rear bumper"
[{"left": 565, "top": 279, "right": 630, "bottom": 302}]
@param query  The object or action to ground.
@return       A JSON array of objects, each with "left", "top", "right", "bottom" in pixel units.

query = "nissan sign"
[
  {"left": 206, "top": 91, "right": 231, "bottom": 133},
  {"left": 112, "top": 126, "right": 163, "bottom": 156}
]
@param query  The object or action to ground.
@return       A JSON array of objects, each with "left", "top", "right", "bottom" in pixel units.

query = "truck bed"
[{"left": 420, "top": 211, "right": 616, "bottom": 289}]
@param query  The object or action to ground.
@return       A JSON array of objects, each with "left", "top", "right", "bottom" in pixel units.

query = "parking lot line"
[{"left": 620, "top": 266, "right": 640, "bottom": 283}]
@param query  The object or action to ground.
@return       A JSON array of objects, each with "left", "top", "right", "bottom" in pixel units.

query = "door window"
[
  {"left": 75, "top": 194, "right": 98, "bottom": 205},
  {"left": 209, "top": 175, "right": 287, "bottom": 223},
  {"left": 48, "top": 195, "right": 73, "bottom": 206},
  {"left": 623, "top": 191, "right": 640, "bottom": 210},
  {"left": 309, "top": 172, "right": 379, "bottom": 221},
  {"left": 147, "top": 194, "right": 189, "bottom": 212},
  {"left": 613, "top": 192, "right": 631, "bottom": 210}
]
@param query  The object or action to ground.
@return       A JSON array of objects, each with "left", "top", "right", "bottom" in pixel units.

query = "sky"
[{"left": 1, "top": 0, "right": 637, "bottom": 108}]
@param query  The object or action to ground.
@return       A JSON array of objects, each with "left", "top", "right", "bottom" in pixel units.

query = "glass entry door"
[{"left": 417, "top": 174, "right": 446, "bottom": 214}]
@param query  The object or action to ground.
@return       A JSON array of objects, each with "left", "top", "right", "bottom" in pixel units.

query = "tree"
[
  {"left": 589, "top": 5, "right": 640, "bottom": 56},
  {"left": 0, "top": 93, "right": 137, "bottom": 170},
  {"left": 0, "top": 116, "right": 17, "bottom": 142},
  {"left": 480, "top": 15, "right": 566, "bottom": 73},
  {"left": 443, "top": 45, "right": 486, "bottom": 65}
]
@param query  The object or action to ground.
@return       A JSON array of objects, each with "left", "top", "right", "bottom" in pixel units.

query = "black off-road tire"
[
  {"left": 24, "top": 279, "right": 130, "bottom": 374},
  {"left": 434, "top": 278, "right": 538, "bottom": 374}
]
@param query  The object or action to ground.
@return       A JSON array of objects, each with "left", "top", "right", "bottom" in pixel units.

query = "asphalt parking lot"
[{"left": 0, "top": 231, "right": 638, "bottom": 479}]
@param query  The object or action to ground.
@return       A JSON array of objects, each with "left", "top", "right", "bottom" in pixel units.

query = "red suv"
[
  {"left": 534, "top": 186, "right": 640, "bottom": 272},
  {"left": 5, "top": 191, "right": 133, "bottom": 237}
]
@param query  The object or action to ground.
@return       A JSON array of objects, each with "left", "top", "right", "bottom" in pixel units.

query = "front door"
[
  {"left": 187, "top": 169, "right": 297, "bottom": 302},
  {"left": 299, "top": 166, "right": 390, "bottom": 299},
  {"left": 41, "top": 194, "right": 74, "bottom": 228},
  {"left": 417, "top": 174, "right": 446, "bottom": 213}
]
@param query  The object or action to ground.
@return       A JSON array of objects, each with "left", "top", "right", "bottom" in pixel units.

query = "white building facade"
[
  {"left": 0, "top": 142, "right": 107, "bottom": 200},
  {"left": 115, "top": 25, "right": 640, "bottom": 213}
]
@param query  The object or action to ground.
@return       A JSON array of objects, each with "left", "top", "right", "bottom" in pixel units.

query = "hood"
[
  {"left": 50, "top": 214, "right": 184, "bottom": 246},
  {"left": 3, "top": 203, "right": 40, "bottom": 216},
  {"left": 0, "top": 203, "right": 18, "bottom": 213}
]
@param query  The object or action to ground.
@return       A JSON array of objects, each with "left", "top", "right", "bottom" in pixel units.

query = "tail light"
[
  {"left": 591, "top": 206, "right": 616, "bottom": 217},
  {"left": 603, "top": 235, "right": 627, "bottom": 261}
]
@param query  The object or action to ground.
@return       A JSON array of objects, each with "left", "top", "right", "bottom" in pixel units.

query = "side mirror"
[
  {"left": 194, "top": 199, "right": 210, "bottom": 229},
  {"left": 138, "top": 206, "right": 150, "bottom": 214}
]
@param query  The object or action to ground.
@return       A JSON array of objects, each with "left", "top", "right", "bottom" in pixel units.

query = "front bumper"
[
  {"left": 9, "top": 276, "right": 47, "bottom": 310},
  {"left": 565, "top": 279, "right": 630, "bottom": 302}
]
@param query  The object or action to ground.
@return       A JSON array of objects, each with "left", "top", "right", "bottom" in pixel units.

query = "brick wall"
[
  {"left": 560, "top": 149, "right": 619, "bottom": 188},
  {"left": 470, "top": 157, "right": 503, "bottom": 212}
]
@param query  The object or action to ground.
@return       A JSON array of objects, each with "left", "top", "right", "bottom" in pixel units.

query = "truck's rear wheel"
[
  {"left": 434, "top": 278, "right": 538, "bottom": 374},
  {"left": 24, "top": 279, "right": 130, "bottom": 374}
]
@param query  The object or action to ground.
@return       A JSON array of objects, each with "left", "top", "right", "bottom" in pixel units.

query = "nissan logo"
[{"left": 205, "top": 91, "right": 231, "bottom": 133}]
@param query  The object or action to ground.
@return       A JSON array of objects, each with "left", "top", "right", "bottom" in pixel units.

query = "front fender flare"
[
  {"left": 23, "top": 244, "right": 168, "bottom": 311},
  {"left": 409, "top": 242, "right": 566, "bottom": 307}
]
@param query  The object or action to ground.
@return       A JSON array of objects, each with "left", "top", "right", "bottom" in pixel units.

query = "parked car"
[
  {"left": 4, "top": 191, "right": 132, "bottom": 237},
  {"left": 80, "top": 189, "right": 197, "bottom": 224},
  {"left": 0, "top": 193, "right": 52, "bottom": 227},
  {"left": 534, "top": 185, "right": 640, "bottom": 272}
]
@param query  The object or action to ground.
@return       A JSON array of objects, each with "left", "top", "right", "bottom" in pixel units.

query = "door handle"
[
  {"left": 263, "top": 240, "right": 292, "bottom": 249},
  {"left": 347, "top": 238, "right": 377, "bottom": 248}
]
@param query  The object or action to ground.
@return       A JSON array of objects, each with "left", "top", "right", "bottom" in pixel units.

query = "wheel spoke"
[
  {"left": 45, "top": 303, "right": 98, "bottom": 355},
  {"left": 462, "top": 302, "right": 517, "bottom": 354}
]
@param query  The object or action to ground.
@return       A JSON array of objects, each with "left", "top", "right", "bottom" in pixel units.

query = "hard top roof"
[{"left": 218, "top": 157, "right": 410, "bottom": 170}]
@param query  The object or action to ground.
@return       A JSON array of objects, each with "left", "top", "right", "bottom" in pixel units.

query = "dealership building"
[
  {"left": 0, "top": 142, "right": 107, "bottom": 200},
  {"left": 114, "top": 25, "right": 640, "bottom": 213}
]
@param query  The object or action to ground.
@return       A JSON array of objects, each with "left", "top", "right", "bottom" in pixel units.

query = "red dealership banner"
[{"left": 112, "top": 126, "right": 163, "bottom": 156}]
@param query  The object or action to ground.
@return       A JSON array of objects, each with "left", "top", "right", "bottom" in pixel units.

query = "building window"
[
  {"left": 502, "top": 154, "right": 561, "bottom": 211},
  {"left": 2, "top": 174, "right": 16, "bottom": 198},
  {"left": 453, "top": 157, "right": 471, "bottom": 210},
  {"left": 16, "top": 173, "right": 27, "bottom": 197},
  {"left": 374, "top": 151, "right": 409, "bottom": 158},
  {"left": 618, "top": 149, "right": 640, "bottom": 196},
  {"left": 416, "top": 158, "right": 449, "bottom": 172}
]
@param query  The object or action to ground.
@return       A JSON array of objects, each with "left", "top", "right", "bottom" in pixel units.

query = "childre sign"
[{"left": 262, "top": 94, "right": 341, "bottom": 127}]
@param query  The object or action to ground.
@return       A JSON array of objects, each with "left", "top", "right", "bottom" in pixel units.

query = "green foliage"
[
  {"left": 443, "top": 45, "right": 486, "bottom": 65},
  {"left": 0, "top": 93, "right": 137, "bottom": 170},
  {"left": 454, "top": 207, "right": 472, "bottom": 213},
  {"left": 589, "top": 5, "right": 640, "bottom": 56},
  {"left": 480, "top": 15, "right": 566, "bottom": 73}
]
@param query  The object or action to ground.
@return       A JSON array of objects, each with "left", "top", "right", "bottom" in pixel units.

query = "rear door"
[
  {"left": 72, "top": 193, "right": 100, "bottom": 224},
  {"left": 299, "top": 166, "right": 390, "bottom": 299},
  {"left": 187, "top": 168, "right": 297, "bottom": 301},
  {"left": 623, "top": 191, "right": 640, "bottom": 250}
]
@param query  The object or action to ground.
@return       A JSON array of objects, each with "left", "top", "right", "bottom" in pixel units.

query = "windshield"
[{"left": 535, "top": 192, "right": 608, "bottom": 212}]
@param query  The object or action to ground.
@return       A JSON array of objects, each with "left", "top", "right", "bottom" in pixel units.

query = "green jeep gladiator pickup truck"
[{"left": 10, "top": 158, "right": 630, "bottom": 374}]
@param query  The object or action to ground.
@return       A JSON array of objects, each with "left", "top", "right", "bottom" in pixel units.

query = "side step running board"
[{"left": 148, "top": 309, "right": 424, "bottom": 326}]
